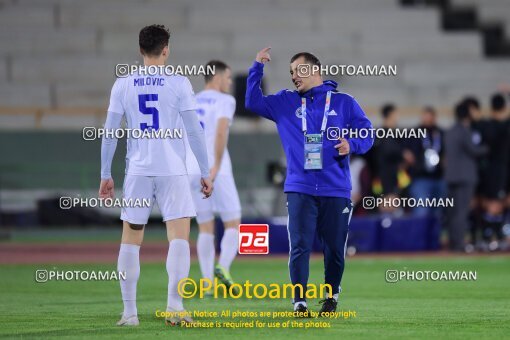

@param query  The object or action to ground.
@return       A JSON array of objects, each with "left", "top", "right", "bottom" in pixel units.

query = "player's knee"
[
  {"left": 220, "top": 211, "right": 241, "bottom": 226},
  {"left": 196, "top": 211, "right": 214, "bottom": 225}
]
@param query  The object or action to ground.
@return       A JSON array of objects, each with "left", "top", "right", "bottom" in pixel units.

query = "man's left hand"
[
  {"left": 334, "top": 138, "right": 350, "bottom": 156},
  {"left": 99, "top": 178, "right": 115, "bottom": 199}
]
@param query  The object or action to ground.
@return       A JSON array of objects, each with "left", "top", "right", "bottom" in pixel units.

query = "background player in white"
[
  {"left": 185, "top": 60, "right": 242, "bottom": 292},
  {"left": 98, "top": 25, "right": 213, "bottom": 326}
]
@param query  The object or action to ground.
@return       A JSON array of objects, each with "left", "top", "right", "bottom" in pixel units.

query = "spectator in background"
[
  {"left": 477, "top": 94, "right": 510, "bottom": 251},
  {"left": 505, "top": 93, "right": 510, "bottom": 249},
  {"left": 497, "top": 85, "right": 510, "bottom": 248},
  {"left": 406, "top": 106, "right": 445, "bottom": 217},
  {"left": 444, "top": 102, "right": 488, "bottom": 252},
  {"left": 372, "top": 104, "right": 404, "bottom": 213},
  {"left": 463, "top": 96, "right": 484, "bottom": 250},
  {"left": 465, "top": 97, "right": 483, "bottom": 124},
  {"left": 349, "top": 155, "right": 366, "bottom": 206},
  {"left": 351, "top": 154, "right": 373, "bottom": 216}
]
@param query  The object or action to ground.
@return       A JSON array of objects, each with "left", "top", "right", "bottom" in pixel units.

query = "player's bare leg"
[
  {"left": 197, "top": 219, "right": 215, "bottom": 294},
  {"left": 165, "top": 217, "right": 194, "bottom": 325},
  {"left": 117, "top": 221, "right": 144, "bottom": 326},
  {"left": 121, "top": 221, "right": 145, "bottom": 245},
  {"left": 215, "top": 219, "right": 240, "bottom": 294}
]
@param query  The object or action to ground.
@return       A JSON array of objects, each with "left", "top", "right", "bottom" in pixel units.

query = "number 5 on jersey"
[{"left": 138, "top": 94, "right": 159, "bottom": 131}]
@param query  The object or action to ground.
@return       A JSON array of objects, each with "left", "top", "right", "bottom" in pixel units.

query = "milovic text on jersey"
[
  {"left": 197, "top": 97, "right": 216, "bottom": 105},
  {"left": 134, "top": 77, "right": 165, "bottom": 86}
]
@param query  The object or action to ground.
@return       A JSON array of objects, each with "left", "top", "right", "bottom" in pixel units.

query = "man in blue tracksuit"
[{"left": 245, "top": 48, "right": 374, "bottom": 316}]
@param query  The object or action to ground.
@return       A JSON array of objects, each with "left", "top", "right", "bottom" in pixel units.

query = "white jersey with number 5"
[
  {"left": 185, "top": 89, "right": 235, "bottom": 176},
  {"left": 107, "top": 74, "right": 196, "bottom": 176}
]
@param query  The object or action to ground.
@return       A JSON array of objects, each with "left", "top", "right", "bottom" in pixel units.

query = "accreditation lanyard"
[
  {"left": 301, "top": 91, "right": 332, "bottom": 170},
  {"left": 422, "top": 129, "right": 441, "bottom": 152},
  {"left": 301, "top": 91, "right": 331, "bottom": 135}
]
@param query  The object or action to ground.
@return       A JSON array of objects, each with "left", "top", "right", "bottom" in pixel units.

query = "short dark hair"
[
  {"left": 204, "top": 60, "right": 229, "bottom": 83},
  {"left": 423, "top": 106, "right": 436, "bottom": 115},
  {"left": 139, "top": 24, "right": 170, "bottom": 56},
  {"left": 463, "top": 96, "right": 480, "bottom": 110},
  {"left": 455, "top": 101, "right": 470, "bottom": 121},
  {"left": 381, "top": 103, "right": 396, "bottom": 119},
  {"left": 290, "top": 52, "right": 321, "bottom": 67},
  {"left": 491, "top": 93, "right": 506, "bottom": 111}
]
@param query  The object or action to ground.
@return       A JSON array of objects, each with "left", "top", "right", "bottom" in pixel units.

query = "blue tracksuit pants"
[{"left": 287, "top": 192, "right": 352, "bottom": 302}]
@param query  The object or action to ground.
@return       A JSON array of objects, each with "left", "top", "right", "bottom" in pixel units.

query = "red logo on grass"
[{"left": 238, "top": 224, "right": 269, "bottom": 254}]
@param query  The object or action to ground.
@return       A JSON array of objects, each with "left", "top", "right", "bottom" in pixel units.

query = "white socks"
[
  {"left": 118, "top": 240, "right": 193, "bottom": 317},
  {"left": 117, "top": 244, "right": 140, "bottom": 318},
  {"left": 118, "top": 230, "right": 236, "bottom": 317},
  {"left": 166, "top": 239, "right": 190, "bottom": 311},
  {"left": 218, "top": 228, "right": 238, "bottom": 272},
  {"left": 197, "top": 233, "right": 215, "bottom": 283}
]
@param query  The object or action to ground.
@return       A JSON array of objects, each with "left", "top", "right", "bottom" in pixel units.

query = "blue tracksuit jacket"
[{"left": 245, "top": 61, "right": 374, "bottom": 199}]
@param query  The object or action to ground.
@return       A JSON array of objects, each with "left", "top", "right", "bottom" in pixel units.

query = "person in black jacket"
[
  {"left": 477, "top": 94, "right": 510, "bottom": 250},
  {"left": 444, "top": 102, "right": 488, "bottom": 252},
  {"left": 407, "top": 106, "right": 445, "bottom": 217},
  {"left": 373, "top": 104, "right": 403, "bottom": 207},
  {"left": 464, "top": 96, "right": 484, "bottom": 250}
]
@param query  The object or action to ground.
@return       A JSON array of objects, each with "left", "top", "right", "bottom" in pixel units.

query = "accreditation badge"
[
  {"left": 424, "top": 148, "right": 440, "bottom": 172},
  {"left": 304, "top": 134, "right": 323, "bottom": 170}
]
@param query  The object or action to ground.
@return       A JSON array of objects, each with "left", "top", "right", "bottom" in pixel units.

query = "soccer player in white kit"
[
  {"left": 98, "top": 25, "right": 213, "bottom": 326},
  {"left": 185, "top": 61, "right": 242, "bottom": 292}
]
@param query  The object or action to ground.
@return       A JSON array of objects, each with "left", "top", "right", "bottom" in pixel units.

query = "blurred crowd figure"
[{"left": 351, "top": 92, "right": 510, "bottom": 253}]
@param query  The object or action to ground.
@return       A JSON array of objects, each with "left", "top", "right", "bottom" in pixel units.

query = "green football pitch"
[{"left": 0, "top": 256, "right": 509, "bottom": 339}]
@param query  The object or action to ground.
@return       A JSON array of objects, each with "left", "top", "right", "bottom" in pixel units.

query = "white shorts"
[
  {"left": 121, "top": 174, "right": 195, "bottom": 225},
  {"left": 188, "top": 174, "right": 242, "bottom": 224}
]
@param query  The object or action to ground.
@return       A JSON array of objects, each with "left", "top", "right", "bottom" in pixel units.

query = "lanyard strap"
[
  {"left": 301, "top": 91, "right": 331, "bottom": 135},
  {"left": 422, "top": 129, "right": 441, "bottom": 151}
]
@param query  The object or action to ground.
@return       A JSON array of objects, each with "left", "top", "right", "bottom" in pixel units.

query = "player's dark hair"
[
  {"left": 204, "top": 60, "right": 229, "bottom": 83},
  {"left": 290, "top": 52, "right": 321, "bottom": 67},
  {"left": 491, "top": 93, "right": 506, "bottom": 111},
  {"left": 139, "top": 24, "right": 170, "bottom": 56},
  {"left": 455, "top": 101, "right": 471, "bottom": 121},
  {"left": 463, "top": 96, "right": 480, "bottom": 110},
  {"left": 423, "top": 106, "right": 436, "bottom": 115},
  {"left": 381, "top": 103, "right": 396, "bottom": 119}
]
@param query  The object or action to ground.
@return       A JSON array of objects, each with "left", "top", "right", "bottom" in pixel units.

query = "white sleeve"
[
  {"left": 100, "top": 111, "right": 123, "bottom": 179},
  {"left": 179, "top": 77, "right": 196, "bottom": 112},
  {"left": 180, "top": 109, "right": 210, "bottom": 178},
  {"left": 107, "top": 79, "right": 125, "bottom": 114},
  {"left": 218, "top": 95, "right": 236, "bottom": 123}
]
